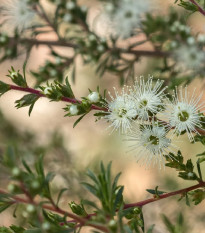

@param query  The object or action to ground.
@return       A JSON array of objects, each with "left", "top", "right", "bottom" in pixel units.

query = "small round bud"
[
  {"left": 0, "top": 35, "right": 7, "bottom": 43},
  {"left": 49, "top": 69, "right": 57, "bottom": 77},
  {"left": 80, "top": 5, "right": 87, "bottom": 12},
  {"left": 108, "top": 219, "right": 117, "bottom": 231},
  {"left": 42, "top": 222, "right": 50, "bottom": 230},
  {"left": 97, "top": 45, "right": 105, "bottom": 52},
  {"left": 70, "top": 105, "right": 79, "bottom": 115},
  {"left": 89, "top": 34, "right": 96, "bottom": 41},
  {"left": 87, "top": 92, "right": 100, "bottom": 103},
  {"left": 55, "top": 57, "right": 62, "bottom": 64},
  {"left": 26, "top": 204, "right": 35, "bottom": 213},
  {"left": 187, "top": 172, "right": 194, "bottom": 178},
  {"left": 12, "top": 167, "right": 20, "bottom": 177},
  {"left": 105, "top": 3, "right": 114, "bottom": 12},
  {"left": 66, "top": 1, "right": 76, "bottom": 10},
  {"left": 31, "top": 180, "right": 40, "bottom": 189},
  {"left": 133, "top": 207, "right": 141, "bottom": 215},
  {"left": 22, "top": 211, "right": 29, "bottom": 218},
  {"left": 63, "top": 13, "right": 73, "bottom": 22},
  {"left": 197, "top": 34, "right": 205, "bottom": 43},
  {"left": 170, "top": 41, "right": 178, "bottom": 48},
  {"left": 7, "top": 183, "right": 15, "bottom": 193},
  {"left": 43, "top": 87, "right": 52, "bottom": 95},
  {"left": 187, "top": 37, "right": 195, "bottom": 45},
  {"left": 10, "top": 71, "right": 18, "bottom": 79}
]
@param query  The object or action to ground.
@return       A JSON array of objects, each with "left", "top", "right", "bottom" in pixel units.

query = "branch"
[
  {"left": 0, "top": 188, "right": 109, "bottom": 232},
  {"left": 7, "top": 37, "right": 169, "bottom": 58},
  {"left": 7, "top": 84, "right": 205, "bottom": 135},
  {"left": 9, "top": 84, "right": 107, "bottom": 112},
  {"left": 189, "top": 0, "right": 205, "bottom": 16},
  {"left": 59, "top": 180, "right": 205, "bottom": 225}
]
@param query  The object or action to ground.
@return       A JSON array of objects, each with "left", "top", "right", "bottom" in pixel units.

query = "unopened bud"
[
  {"left": 26, "top": 204, "right": 35, "bottom": 213},
  {"left": 70, "top": 105, "right": 79, "bottom": 115},
  {"left": 12, "top": 167, "right": 20, "bottom": 177},
  {"left": 87, "top": 92, "right": 100, "bottom": 103},
  {"left": 43, "top": 87, "right": 52, "bottom": 95}
]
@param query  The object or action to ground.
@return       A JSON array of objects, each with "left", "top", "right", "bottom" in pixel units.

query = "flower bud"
[
  {"left": 26, "top": 204, "right": 35, "bottom": 213},
  {"left": 31, "top": 180, "right": 40, "bottom": 189},
  {"left": 42, "top": 222, "right": 50, "bottom": 230},
  {"left": 66, "top": 1, "right": 76, "bottom": 10},
  {"left": 108, "top": 219, "right": 117, "bottom": 232},
  {"left": 70, "top": 105, "right": 79, "bottom": 115},
  {"left": 87, "top": 92, "right": 100, "bottom": 103},
  {"left": 63, "top": 13, "right": 73, "bottom": 22},
  {"left": 12, "top": 167, "right": 21, "bottom": 177},
  {"left": 187, "top": 172, "right": 194, "bottom": 178},
  {"left": 69, "top": 201, "right": 87, "bottom": 217},
  {"left": 43, "top": 87, "right": 52, "bottom": 95},
  {"left": 7, "top": 183, "right": 15, "bottom": 193}
]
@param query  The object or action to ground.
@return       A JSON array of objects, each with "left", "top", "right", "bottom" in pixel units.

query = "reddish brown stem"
[
  {"left": 0, "top": 188, "right": 108, "bottom": 232},
  {"left": 9, "top": 84, "right": 107, "bottom": 112},
  {"left": 189, "top": 0, "right": 205, "bottom": 16},
  {"left": 60, "top": 181, "right": 205, "bottom": 225}
]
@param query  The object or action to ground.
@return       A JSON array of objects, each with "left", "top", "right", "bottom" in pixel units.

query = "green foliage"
[
  {"left": 165, "top": 151, "right": 200, "bottom": 181},
  {"left": 82, "top": 162, "right": 123, "bottom": 216},
  {"left": 162, "top": 213, "right": 188, "bottom": 233}
]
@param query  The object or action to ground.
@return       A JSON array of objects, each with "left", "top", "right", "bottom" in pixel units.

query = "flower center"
[
  {"left": 139, "top": 99, "right": 148, "bottom": 108},
  {"left": 149, "top": 135, "right": 159, "bottom": 145},
  {"left": 178, "top": 111, "right": 189, "bottom": 122},
  {"left": 118, "top": 108, "right": 127, "bottom": 118}
]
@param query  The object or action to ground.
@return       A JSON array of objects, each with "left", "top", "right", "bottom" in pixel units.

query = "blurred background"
[{"left": 0, "top": 0, "right": 205, "bottom": 232}]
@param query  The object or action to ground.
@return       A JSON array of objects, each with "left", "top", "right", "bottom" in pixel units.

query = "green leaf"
[
  {"left": 56, "top": 188, "right": 68, "bottom": 206},
  {"left": 0, "top": 81, "right": 10, "bottom": 96},
  {"left": 147, "top": 225, "right": 155, "bottom": 233},
  {"left": 15, "top": 94, "right": 39, "bottom": 116},
  {"left": 73, "top": 114, "right": 87, "bottom": 128}
]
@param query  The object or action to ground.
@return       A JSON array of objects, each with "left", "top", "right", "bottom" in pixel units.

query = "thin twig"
[
  {"left": 7, "top": 84, "right": 205, "bottom": 135},
  {"left": 9, "top": 84, "right": 107, "bottom": 112},
  {"left": 189, "top": 0, "right": 205, "bottom": 16},
  {"left": 0, "top": 188, "right": 108, "bottom": 232}
]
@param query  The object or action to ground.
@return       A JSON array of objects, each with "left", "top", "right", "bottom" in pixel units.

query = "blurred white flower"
[
  {"left": 130, "top": 77, "right": 167, "bottom": 121},
  {"left": 0, "top": 0, "right": 36, "bottom": 31},
  {"left": 168, "top": 87, "right": 205, "bottom": 141},
  {"left": 174, "top": 45, "right": 205, "bottom": 71},
  {"left": 105, "top": 0, "right": 152, "bottom": 38},
  {"left": 104, "top": 87, "right": 137, "bottom": 133},
  {"left": 126, "top": 122, "right": 173, "bottom": 168}
]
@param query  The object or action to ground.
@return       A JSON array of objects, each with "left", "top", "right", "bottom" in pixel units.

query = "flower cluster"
[
  {"left": 104, "top": 0, "right": 153, "bottom": 38},
  {"left": 103, "top": 77, "right": 205, "bottom": 167}
]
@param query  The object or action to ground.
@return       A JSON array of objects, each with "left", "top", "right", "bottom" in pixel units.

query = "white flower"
[
  {"left": 168, "top": 87, "right": 205, "bottom": 141},
  {"left": 0, "top": 0, "right": 36, "bottom": 31},
  {"left": 70, "top": 105, "right": 79, "bottom": 115},
  {"left": 174, "top": 45, "right": 205, "bottom": 71},
  {"left": 106, "top": 0, "right": 152, "bottom": 38},
  {"left": 87, "top": 92, "right": 100, "bottom": 103},
  {"left": 126, "top": 122, "right": 173, "bottom": 168},
  {"left": 104, "top": 87, "right": 137, "bottom": 133},
  {"left": 130, "top": 77, "right": 167, "bottom": 121}
]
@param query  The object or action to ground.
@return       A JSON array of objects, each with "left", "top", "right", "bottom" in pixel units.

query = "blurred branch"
[
  {"left": 189, "top": 0, "right": 205, "bottom": 15},
  {"left": 0, "top": 188, "right": 109, "bottom": 232},
  {"left": 8, "top": 37, "right": 169, "bottom": 57}
]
